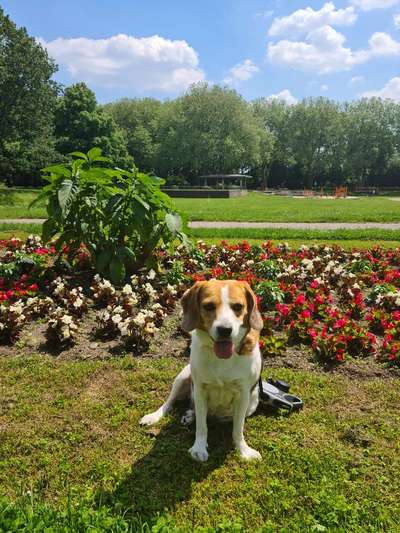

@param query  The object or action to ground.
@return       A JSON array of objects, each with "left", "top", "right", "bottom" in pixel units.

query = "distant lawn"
[
  {"left": 1, "top": 355, "right": 399, "bottom": 531},
  {"left": 2, "top": 190, "right": 400, "bottom": 223},
  {"left": 0, "top": 189, "right": 45, "bottom": 219},
  {"left": 174, "top": 192, "right": 400, "bottom": 222},
  {"left": 189, "top": 226, "right": 400, "bottom": 242}
]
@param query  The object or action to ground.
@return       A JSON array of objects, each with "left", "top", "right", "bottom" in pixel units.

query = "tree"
[
  {"left": 284, "top": 98, "right": 344, "bottom": 189},
  {"left": 155, "top": 84, "right": 267, "bottom": 179},
  {"left": 55, "top": 83, "right": 133, "bottom": 168},
  {"left": 0, "top": 7, "right": 59, "bottom": 185},
  {"left": 343, "top": 98, "right": 398, "bottom": 187},
  {"left": 103, "top": 98, "right": 162, "bottom": 172}
]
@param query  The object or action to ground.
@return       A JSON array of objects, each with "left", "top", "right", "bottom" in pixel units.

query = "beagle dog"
[{"left": 140, "top": 280, "right": 263, "bottom": 461}]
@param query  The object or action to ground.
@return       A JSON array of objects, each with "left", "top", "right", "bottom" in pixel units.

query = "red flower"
[{"left": 295, "top": 294, "right": 306, "bottom": 306}]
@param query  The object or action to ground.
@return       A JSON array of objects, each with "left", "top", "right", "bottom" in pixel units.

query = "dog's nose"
[{"left": 217, "top": 326, "right": 232, "bottom": 338}]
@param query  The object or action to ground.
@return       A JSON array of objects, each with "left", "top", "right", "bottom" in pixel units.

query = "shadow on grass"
[{"left": 101, "top": 406, "right": 279, "bottom": 524}]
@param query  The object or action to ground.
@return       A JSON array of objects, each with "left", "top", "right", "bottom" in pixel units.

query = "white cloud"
[
  {"left": 41, "top": 33, "right": 205, "bottom": 93},
  {"left": 320, "top": 84, "right": 329, "bottom": 91},
  {"left": 268, "top": 2, "right": 357, "bottom": 37},
  {"left": 268, "top": 25, "right": 357, "bottom": 73},
  {"left": 223, "top": 59, "right": 259, "bottom": 85},
  {"left": 361, "top": 77, "right": 400, "bottom": 100},
  {"left": 350, "top": 75, "right": 365, "bottom": 84},
  {"left": 266, "top": 89, "right": 298, "bottom": 105},
  {"left": 395, "top": 13, "right": 400, "bottom": 28},
  {"left": 368, "top": 31, "right": 400, "bottom": 55},
  {"left": 267, "top": 26, "right": 400, "bottom": 74},
  {"left": 350, "top": 0, "right": 399, "bottom": 11}
]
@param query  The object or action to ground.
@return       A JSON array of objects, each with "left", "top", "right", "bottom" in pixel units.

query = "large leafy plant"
[{"left": 31, "top": 148, "right": 186, "bottom": 283}]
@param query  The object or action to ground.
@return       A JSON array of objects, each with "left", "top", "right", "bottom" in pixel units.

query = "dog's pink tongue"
[{"left": 214, "top": 341, "right": 234, "bottom": 359}]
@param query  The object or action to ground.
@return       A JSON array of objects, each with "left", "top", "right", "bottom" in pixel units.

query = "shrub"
[
  {"left": 255, "top": 280, "right": 284, "bottom": 310},
  {"left": 32, "top": 148, "right": 186, "bottom": 284}
]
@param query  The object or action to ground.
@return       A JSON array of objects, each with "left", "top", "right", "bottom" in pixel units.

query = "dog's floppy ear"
[
  {"left": 242, "top": 282, "right": 263, "bottom": 331},
  {"left": 181, "top": 282, "right": 204, "bottom": 332}
]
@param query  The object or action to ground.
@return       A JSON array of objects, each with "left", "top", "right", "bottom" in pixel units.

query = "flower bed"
[{"left": 0, "top": 236, "right": 399, "bottom": 367}]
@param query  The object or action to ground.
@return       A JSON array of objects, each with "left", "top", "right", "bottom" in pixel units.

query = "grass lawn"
[
  {"left": 1, "top": 354, "right": 399, "bottom": 532},
  {"left": 0, "top": 190, "right": 45, "bottom": 219},
  {"left": 174, "top": 193, "right": 400, "bottom": 223},
  {"left": 2, "top": 190, "right": 400, "bottom": 224}
]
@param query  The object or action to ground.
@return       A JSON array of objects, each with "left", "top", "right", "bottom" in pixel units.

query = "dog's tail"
[{"left": 139, "top": 364, "right": 191, "bottom": 426}]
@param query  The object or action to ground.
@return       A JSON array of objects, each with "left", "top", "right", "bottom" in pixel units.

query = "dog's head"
[{"left": 181, "top": 280, "right": 263, "bottom": 359}]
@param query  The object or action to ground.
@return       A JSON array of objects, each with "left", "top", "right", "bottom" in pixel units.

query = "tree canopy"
[
  {"left": 1, "top": 7, "right": 400, "bottom": 189},
  {"left": 0, "top": 7, "right": 59, "bottom": 186}
]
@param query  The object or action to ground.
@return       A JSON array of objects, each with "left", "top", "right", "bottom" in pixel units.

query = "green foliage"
[
  {"left": 260, "top": 334, "right": 286, "bottom": 357},
  {"left": 0, "top": 7, "right": 59, "bottom": 186},
  {"left": 34, "top": 149, "right": 186, "bottom": 283},
  {"left": 103, "top": 97, "right": 163, "bottom": 172},
  {"left": 346, "top": 259, "right": 373, "bottom": 273},
  {"left": 366, "top": 283, "right": 398, "bottom": 305},
  {"left": 55, "top": 83, "right": 133, "bottom": 169},
  {"left": 155, "top": 84, "right": 269, "bottom": 178},
  {"left": 254, "top": 280, "right": 284, "bottom": 309},
  {"left": 255, "top": 259, "right": 280, "bottom": 279}
]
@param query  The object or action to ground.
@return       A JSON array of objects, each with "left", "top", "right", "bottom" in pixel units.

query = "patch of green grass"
[
  {"left": 1, "top": 355, "right": 399, "bottom": 532},
  {"left": 190, "top": 226, "right": 400, "bottom": 242},
  {"left": 0, "top": 190, "right": 45, "bottom": 219},
  {"left": 174, "top": 193, "right": 400, "bottom": 222},
  {"left": 2, "top": 190, "right": 400, "bottom": 223},
  {"left": 0, "top": 223, "right": 42, "bottom": 240}
]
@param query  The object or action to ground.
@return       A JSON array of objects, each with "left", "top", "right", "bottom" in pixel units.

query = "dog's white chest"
[{"left": 203, "top": 380, "right": 242, "bottom": 418}]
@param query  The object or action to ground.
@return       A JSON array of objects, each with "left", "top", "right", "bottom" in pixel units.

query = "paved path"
[
  {"left": 0, "top": 219, "right": 45, "bottom": 224},
  {"left": 189, "top": 221, "right": 400, "bottom": 230},
  {"left": 2, "top": 219, "right": 400, "bottom": 231}
]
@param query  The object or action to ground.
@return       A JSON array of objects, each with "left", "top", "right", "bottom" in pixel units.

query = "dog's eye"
[
  {"left": 232, "top": 303, "right": 243, "bottom": 313},
  {"left": 203, "top": 302, "right": 216, "bottom": 312}
]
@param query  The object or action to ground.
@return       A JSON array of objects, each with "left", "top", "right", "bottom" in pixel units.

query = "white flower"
[
  {"left": 122, "top": 284, "right": 133, "bottom": 295},
  {"left": 61, "top": 327, "right": 70, "bottom": 339},
  {"left": 147, "top": 270, "right": 156, "bottom": 280},
  {"left": 166, "top": 284, "right": 177, "bottom": 295},
  {"left": 73, "top": 298, "right": 83, "bottom": 308},
  {"left": 112, "top": 314, "right": 122, "bottom": 324}
]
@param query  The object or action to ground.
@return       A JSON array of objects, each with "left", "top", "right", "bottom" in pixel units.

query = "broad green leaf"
[
  {"left": 69, "top": 151, "right": 88, "bottom": 161},
  {"left": 116, "top": 246, "right": 135, "bottom": 262},
  {"left": 41, "top": 165, "right": 72, "bottom": 177},
  {"left": 109, "top": 255, "right": 126, "bottom": 284},
  {"left": 87, "top": 147, "right": 110, "bottom": 163},
  {"left": 165, "top": 213, "right": 182, "bottom": 234},
  {"left": 57, "top": 180, "right": 74, "bottom": 214},
  {"left": 96, "top": 249, "right": 110, "bottom": 274},
  {"left": 42, "top": 219, "right": 58, "bottom": 243}
]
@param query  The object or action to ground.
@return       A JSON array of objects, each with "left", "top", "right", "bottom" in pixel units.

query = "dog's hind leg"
[{"left": 139, "top": 364, "right": 191, "bottom": 426}]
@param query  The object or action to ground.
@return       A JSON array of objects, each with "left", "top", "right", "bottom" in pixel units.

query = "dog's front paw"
[
  {"left": 139, "top": 410, "right": 162, "bottom": 426},
  {"left": 238, "top": 445, "right": 262, "bottom": 461},
  {"left": 189, "top": 443, "right": 209, "bottom": 462}
]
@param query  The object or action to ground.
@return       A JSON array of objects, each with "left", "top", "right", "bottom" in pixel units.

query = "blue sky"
[{"left": 2, "top": 0, "right": 400, "bottom": 103}]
